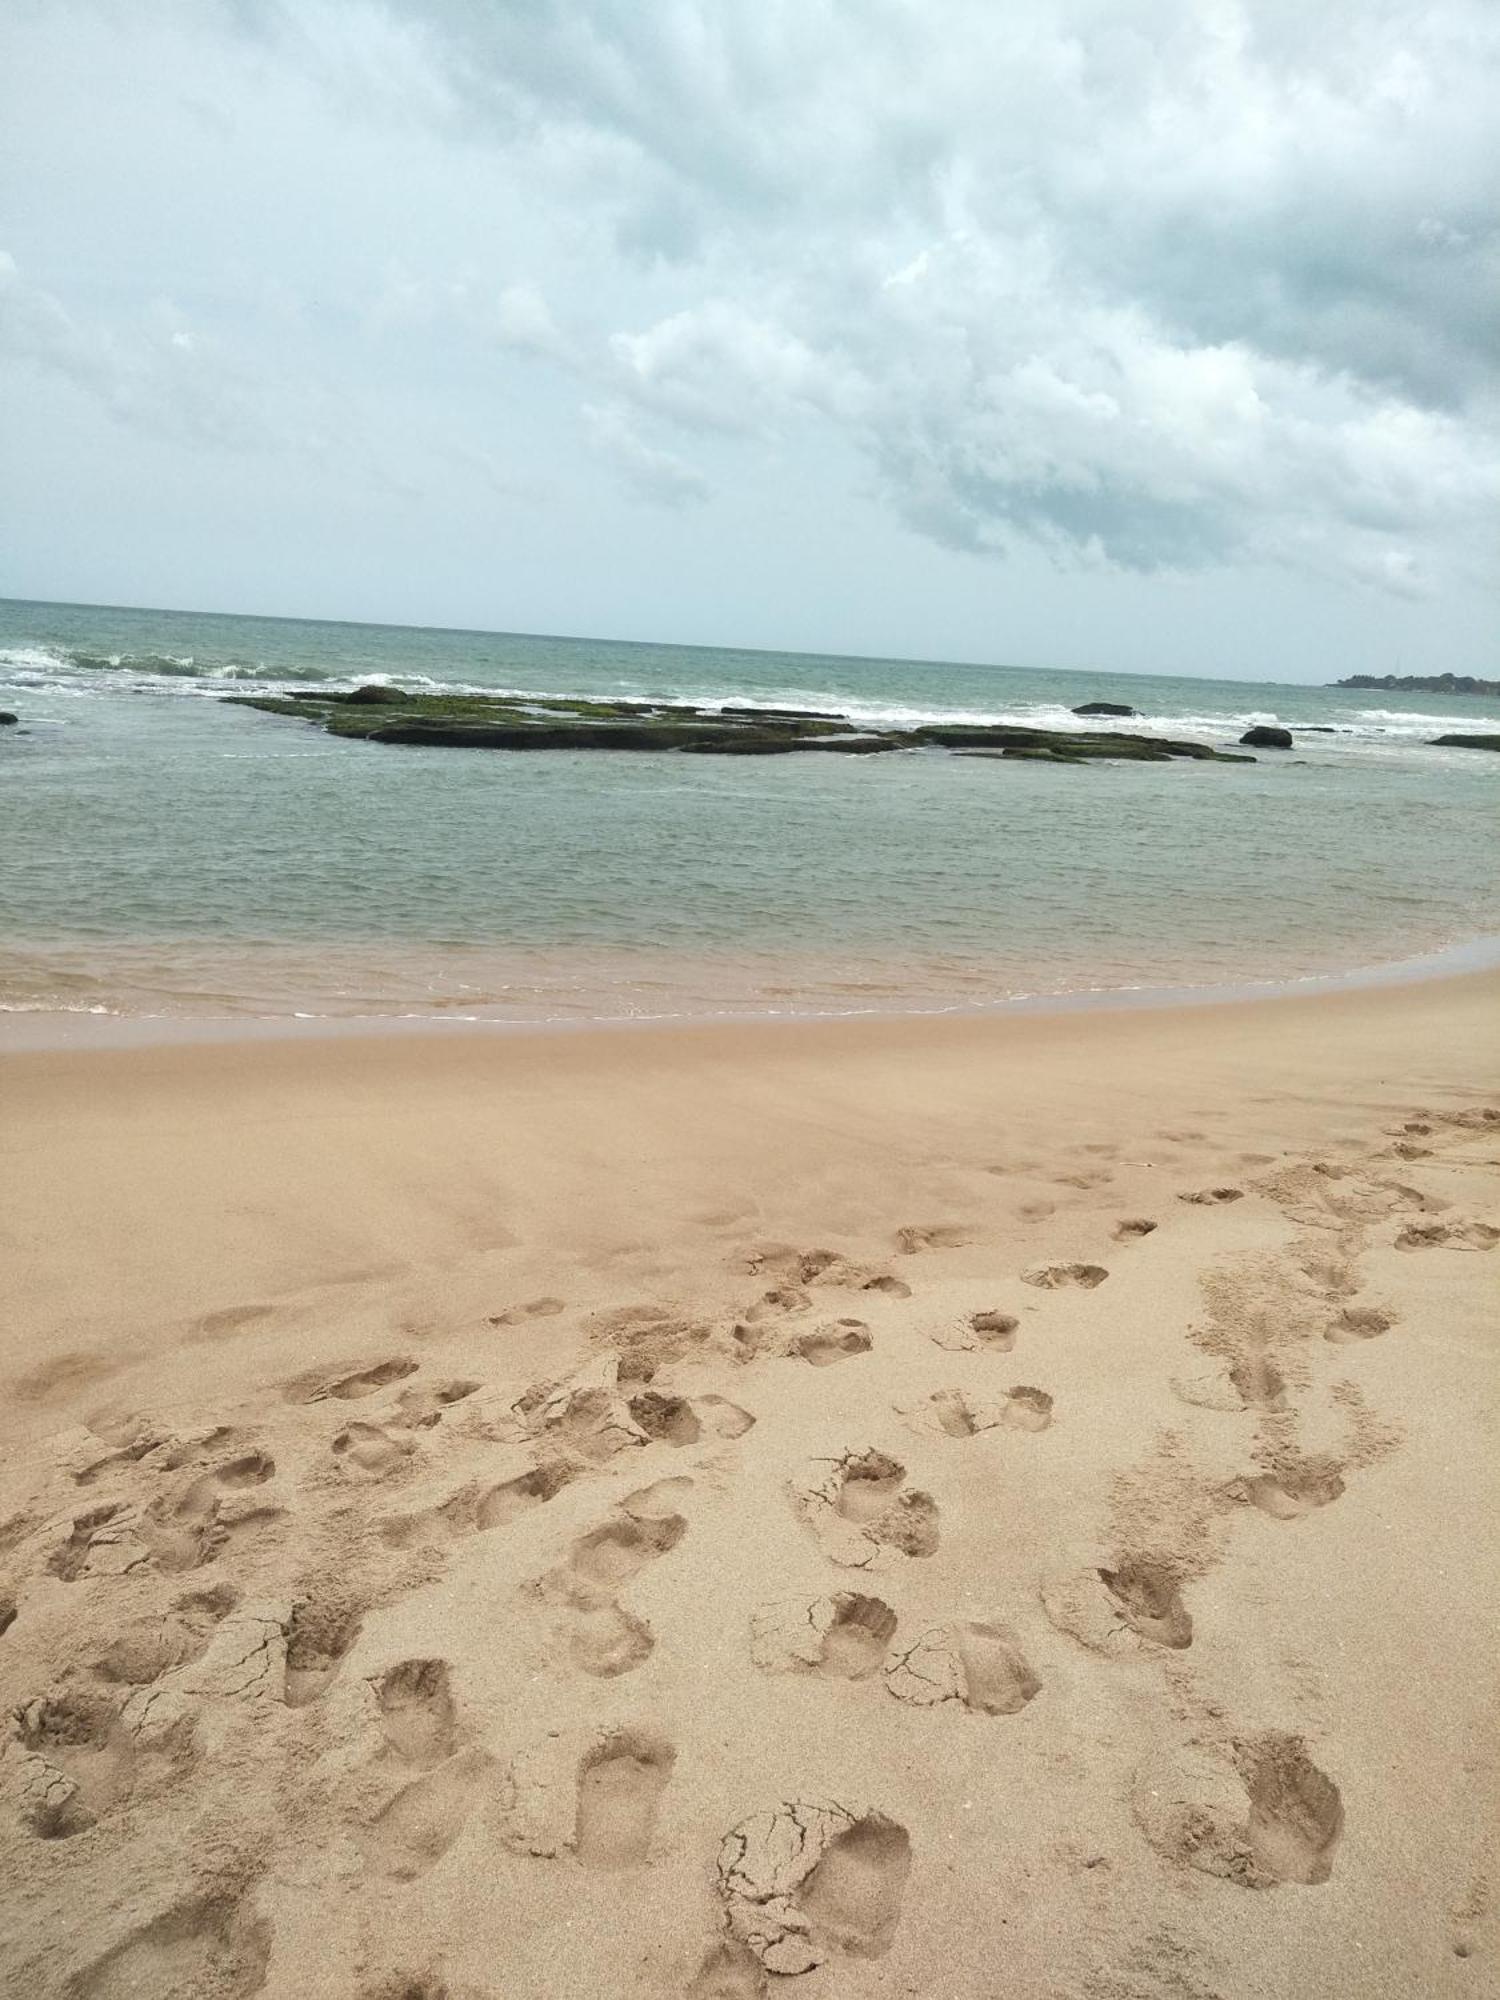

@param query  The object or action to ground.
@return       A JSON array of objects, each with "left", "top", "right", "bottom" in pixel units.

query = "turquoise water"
[{"left": 2, "top": 598, "right": 1497, "bottom": 1025}]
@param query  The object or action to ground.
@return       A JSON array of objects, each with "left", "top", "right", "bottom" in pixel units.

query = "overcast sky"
[{"left": 2, "top": 1, "right": 1496, "bottom": 681}]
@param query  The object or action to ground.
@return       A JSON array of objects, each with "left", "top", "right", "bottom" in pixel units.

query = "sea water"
[{"left": 2, "top": 598, "right": 1497, "bottom": 1028}]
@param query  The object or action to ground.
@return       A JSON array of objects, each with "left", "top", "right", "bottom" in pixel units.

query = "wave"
[{"left": 5, "top": 643, "right": 1497, "bottom": 754}]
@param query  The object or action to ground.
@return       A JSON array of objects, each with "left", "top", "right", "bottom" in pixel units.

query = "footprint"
[
  {"left": 795, "top": 1451, "right": 940, "bottom": 1567},
  {"left": 696, "top": 1396, "right": 755, "bottom": 1438},
  {"left": 284, "top": 1595, "right": 362, "bottom": 1707},
  {"left": 487, "top": 1297, "right": 566, "bottom": 1325},
  {"left": 12, "top": 1692, "right": 134, "bottom": 1838},
  {"left": 1003, "top": 1386, "right": 1055, "bottom": 1432},
  {"left": 717, "top": 1803, "right": 911, "bottom": 1974},
  {"left": 568, "top": 1600, "right": 655, "bottom": 1679},
  {"left": 1021, "top": 1263, "right": 1108, "bottom": 1290},
  {"left": 1133, "top": 1733, "right": 1342, "bottom": 1887},
  {"left": 751, "top": 1593, "right": 897, "bottom": 1680},
  {"left": 1395, "top": 1220, "right": 1499, "bottom": 1252},
  {"left": 1326, "top": 1306, "right": 1394, "bottom": 1344},
  {"left": 195, "top": 1302, "right": 274, "bottom": 1339},
  {"left": 375, "top": 1659, "right": 458, "bottom": 1767},
  {"left": 894, "top": 1224, "right": 970, "bottom": 1254},
  {"left": 359, "top": 1750, "right": 490, "bottom": 1881},
  {"left": 794, "top": 1320, "right": 872, "bottom": 1367},
  {"left": 91, "top": 1587, "right": 237, "bottom": 1685},
  {"left": 619, "top": 1477, "right": 695, "bottom": 1521},
  {"left": 1113, "top": 1218, "right": 1158, "bottom": 1241},
  {"left": 285, "top": 1357, "right": 419, "bottom": 1403},
  {"left": 328, "top": 1358, "right": 421, "bottom": 1400},
  {"left": 574, "top": 1728, "right": 676, "bottom": 1869},
  {"left": 333, "top": 1421, "right": 416, "bottom": 1475},
  {"left": 570, "top": 1510, "right": 688, "bottom": 1589},
  {"left": 474, "top": 1463, "right": 576, "bottom": 1529},
  {"left": 928, "top": 1309, "right": 1018, "bottom": 1354},
  {"left": 1097, "top": 1562, "right": 1193, "bottom": 1648},
  {"left": 392, "top": 1380, "right": 481, "bottom": 1428},
  {"left": 1180, "top": 1187, "right": 1244, "bottom": 1205},
  {"left": 627, "top": 1392, "right": 703, "bottom": 1446},
  {"left": 1236, "top": 1465, "right": 1346, "bottom": 1519},
  {"left": 859, "top": 1273, "right": 912, "bottom": 1299},
  {"left": 884, "top": 1621, "right": 1041, "bottom": 1714},
  {"left": 1042, "top": 1559, "right": 1191, "bottom": 1654},
  {"left": 687, "top": 1940, "right": 767, "bottom": 1999},
  {"left": 63, "top": 1892, "right": 272, "bottom": 2000}
]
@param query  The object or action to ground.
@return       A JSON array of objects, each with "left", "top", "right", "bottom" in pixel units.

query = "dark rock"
[
  {"left": 344, "top": 683, "right": 408, "bottom": 704},
  {"left": 1072, "top": 701, "right": 1138, "bottom": 717},
  {"left": 1240, "top": 726, "right": 1293, "bottom": 749},
  {"left": 1431, "top": 733, "right": 1500, "bottom": 751},
  {"left": 0, "top": 711, "right": 17, "bottom": 726}
]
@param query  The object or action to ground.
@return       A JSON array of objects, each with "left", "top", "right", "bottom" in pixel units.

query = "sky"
[{"left": 1, "top": 1, "right": 1497, "bottom": 683}]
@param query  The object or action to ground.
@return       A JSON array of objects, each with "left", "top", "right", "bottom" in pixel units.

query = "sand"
[{"left": 0, "top": 974, "right": 1497, "bottom": 1998}]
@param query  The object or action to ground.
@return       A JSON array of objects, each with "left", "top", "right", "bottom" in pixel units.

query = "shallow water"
[{"left": 3, "top": 598, "right": 1497, "bottom": 1026}]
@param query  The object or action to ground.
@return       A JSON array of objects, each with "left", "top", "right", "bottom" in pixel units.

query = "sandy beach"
[{"left": 1, "top": 973, "right": 1497, "bottom": 1999}]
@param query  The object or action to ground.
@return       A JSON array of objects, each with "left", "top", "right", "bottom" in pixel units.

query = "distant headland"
[{"left": 1334, "top": 673, "right": 1500, "bottom": 697}]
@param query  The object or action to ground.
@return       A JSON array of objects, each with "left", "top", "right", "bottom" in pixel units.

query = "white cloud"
[{"left": 581, "top": 401, "right": 710, "bottom": 508}]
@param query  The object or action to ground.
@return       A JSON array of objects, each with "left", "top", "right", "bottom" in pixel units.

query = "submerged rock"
[
  {"left": 1073, "top": 701, "right": 1138, "bottom": 717},
  {"left": 1241, "top": 725, "right": 1293, "bottom": 748},
  {"left": 0, "top": 711, "right": 17, "bottom": 726},
  {"left": 1431, "top": 733, "right": 1500, "bottom": 751},
  {"left": 223, "top": 693, "right": 1259, "bottom": 766}
]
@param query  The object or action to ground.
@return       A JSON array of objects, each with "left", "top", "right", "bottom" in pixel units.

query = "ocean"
[{"left": 2, "top": 597, "right": 1497, "bottom": 1031}]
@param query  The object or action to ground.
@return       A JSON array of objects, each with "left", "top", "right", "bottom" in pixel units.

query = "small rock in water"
[{"left": 1240, "top": 725, "right": 1293, "bottom": 749}]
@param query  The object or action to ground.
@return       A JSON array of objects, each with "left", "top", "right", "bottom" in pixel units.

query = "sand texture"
[{"left": 0, "top": 974, "right": 1497, "bottom": 1997}]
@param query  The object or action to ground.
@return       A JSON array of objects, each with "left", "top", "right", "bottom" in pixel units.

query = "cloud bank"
[{"left": 1, "top": 0, "right": 1495, "bottom": 672}]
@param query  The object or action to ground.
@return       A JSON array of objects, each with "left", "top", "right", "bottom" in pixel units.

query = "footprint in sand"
[
  {"left": 284, "top": 1357, "right": 420, "bottom": 1404},
  {"left": 1113, "top": 1218, "right": 1158, "bottom": 1242},
  {"left": 332, "top": 1421, "right": 416, "bottom": 1475},
  {"left": 283, "top": 1594, "right": 363, "bottom": 1707},
  {"left": 794, "top": 1451, "right": 940, "bottom": 1568},
  {"left": 751, "top": 1593, "right": 898, "bottom": 1680},
  {"left": 894, "top": 1224, "right": 970, "bottom": 1255},
  {"left": 884, "top": 1621, "right": 1041, "bottom": 1715},
  {"left": 359, "top": 1750, "right": 492, "bottom": 1881},
  {"left": 487, "top": 1297, "right": 566, "bottom": 1325},
  {"left": 686, "top": 1940, "right": 768, "bottom": 1999},
  {"left": 391, "top": 1380, "right": 481, "bottom": 1429},
  {"left": 90, "top": 1584, "right": 239, "bottom": 1686},
  {"left": 1133, "top": 1732, "right": 1343, "bottom": 1887},
  {"left": 1042, "top": 1558, "right": 1193, "bottom": 1654},
  {"left": 374, "top": 1660, "right": 458, "bottom": 1767},
  {"left": 1180, "top": 1186, "right": 1244, "bottom": 1205},
  {"left": 901, "top": 1386, "right": 1053, "bottom": 1438},
  {"left": 1233, "top": 1464, "right": 1346, "bottom": 1519},
  {"left": 1395, "top": 1220, "right": 1499, "bottom": 1252},
  {"left": 1021, "top": 1263, "right": 1108, "bottom": 1290},
  {"left": 538, "top": 1484, "right": 691, "bottom": 1679},
  {"left": 574, "top": 1729, "right": 676, "bottom": 1869},
  {"left": 1326, "top": 1306, "right": 1395, "bottom": 1344},
  {"left": 136, "top": 1454, "right": 281, "bottom": 1575},
  {"left": 928, "top": 1308, "right": 1019, "bottom": 1354},
  {"left": 716, "top": 1802, "right": 911, "bottom": 1975},
  {"left": 12, "top": 1691, "right": 135, "bottom": 1838},
  {"left": 63, "top": 1890, "right": 272, "bottom": 2000},
  {"left": 1172, "top": 1354, "right": 1287, "bottom": 1413},
  {"left": 794, "top": 1320, "right": 872, "bottom": 1367}
]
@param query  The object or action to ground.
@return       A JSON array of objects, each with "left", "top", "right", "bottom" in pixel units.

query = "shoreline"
[{"left": 3, "top": 927, "right": 1499, "bottom": 1053}]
